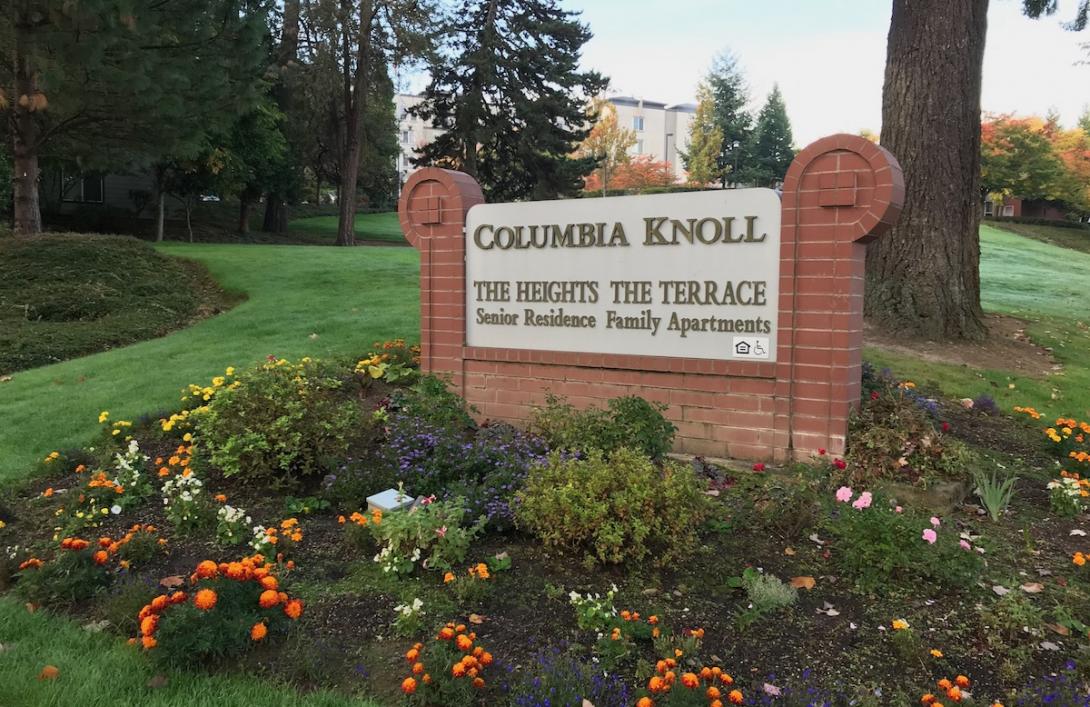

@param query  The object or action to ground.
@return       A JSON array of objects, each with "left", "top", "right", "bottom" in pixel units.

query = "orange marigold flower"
[
  {"left": 955, "top": 675, "right": 970, "bottom": 688},
  {"left": 214, "top": 494, "right": 227, "bottom": 503},
  {"left": 401, "top": 677, "right": 417, "bottom": 695},
  {"left": 140, "top": 615, "right": 159, "bottom": 637},
  {"left": 452, "top": 662, "right": 467, "bottom": 678},
  {"left": 259, "top": 590, "right": 280, "bottom": 608},
  {"left": 707, "top": 686, "right": 722, "bottom": 699},
  {"left": 937, "top": 679, "right": 952, "bottom": 691},
  {"left": 711, "top": 702, "right": 723, "bottom": 707},
  {"left": 472, "top": 677, "right": 485, "bottom": 689},
  {"left": 444, "top": 572, "right": 455, "bottom": 584},
  {"left": 637, "top": 699, "right": 654, "bottom": 707},
  {"left": 921, "top": 695, "right": 936, "bottom": 705},
  {"left": 283, "top": 598, "right": 304, "bottom": 620},
  {"left": 405, "top": 648, "right": 420, "bottom": 663},
  {"left": 150, "top": 595, "right": 169, "bottom": 612},
  {"left": 728, "top": 690, "right": 744, "bottom": 705},
  {"left": 260, "top": 575, "right": 278, "bottom": 591},
  {"left": 681, "top": 672, "right": 699, "bottom": 688},
  {"left": 251, "top": 622, "right": 268, "bottom": 641},
  {"left": 412, "top": 662, "right": 424, "bottom": 675},
  {"left": 456, "top": 634, "right": 473, "bottom": 652},
  {"left": 141, "top": 635, "right": 157, "bottom": 649},
  {"left": 480, "top": 651, "right": 493, "bottom": 666},
  {"left": 98, "top": 537, "right": 112, "bottom": 548},
  {"left": 648, "top": 676, "right": 666, "bottom": 693},
  {"left": 719, "top": 673, "right": 734, "bottom": 686},
  {"left": 170, "top": 591, "right": 187, "bottom": 604},
  {"left": 195, "top": 560, "right": 218, "bottom": 579},
  {"left": 194, "top": 589, "right": 218, "bottom": 611},
  {"left": 438, "top": 627, "right": 455, "bottom": 641},
  {"left": 947, "top": 686, "right": 962, "bottom": 702},
  {"left": 93, "top": 550, "right": 109, "bottom": 565}
]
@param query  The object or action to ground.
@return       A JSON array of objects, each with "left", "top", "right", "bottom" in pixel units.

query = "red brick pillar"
[
  {"left": 774, "top": 134, "right": 904, "bottom": 459},
  {"left": 397, "top": 168, "right": 484, "bottom": 392}
]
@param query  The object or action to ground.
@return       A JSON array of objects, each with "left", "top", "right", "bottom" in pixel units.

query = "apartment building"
[{"left": 393, "top": 93, "right": 697, "bottom": 188}]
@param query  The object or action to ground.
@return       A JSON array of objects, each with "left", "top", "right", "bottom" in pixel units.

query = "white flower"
[{"left": 110, "top": 505, "right": 122, "bottom": 515}]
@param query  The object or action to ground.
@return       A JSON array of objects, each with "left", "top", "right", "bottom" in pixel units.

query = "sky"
[{"left": 494, "top": 0, "right": 1089, "bottom": 146}]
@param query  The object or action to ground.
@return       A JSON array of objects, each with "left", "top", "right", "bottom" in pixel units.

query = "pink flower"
[
  {"left": 435, "top": 526, "right": 447, "bottom": 538},
  {"left": 852, "top": 491, "right": 873, "bottom": 510},
  {"left": 835, "top": 486, "right": 854, "bottom": 503},
  {"left": 922, "top": 529, "right": 937, "bottom": 544},
  {"left": 818, "top": 448, "right": 827, "bottom": 456},
  {"left": 752, "top": 462, "right": 766, "bottom": 472},
  {"left": 959, "top": 539, "right": 971, "bottom": 551},
  {"left": 870, "top": 391, "right": 880, "bottom": 400},
  {"left": 421, "top": 495, "right": 436, "bottom": 506},
  {"left": 895, "top": 506, "right": 903, "bottom": 513},
  {"left": 930, "top": 516, "right": 941, "bottom": 527},
  {"left": 833, "top": 458, "right": 847, "bottom": 470}
]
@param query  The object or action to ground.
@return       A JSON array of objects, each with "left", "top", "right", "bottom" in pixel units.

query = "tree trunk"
[
  {"left": 11, "top": 13, "right": 42, "bottom": 236},
  {"left": 155, "top": 189, "right": 165, "bottom": 242},
  {"left": 865, "top": 0, "right": 989, "bottom": 340},
  {"left": 262, "top": 195, "right": 288, "bottom": 232},
  {"left": 185, "top": 199, "right": 194, "bottom": 242},
  {"left": 239, "top": 199, "right": 252, "bottom": 235},
  {"left": 334, "top": 0, "right": 374, "bottom": 247}
]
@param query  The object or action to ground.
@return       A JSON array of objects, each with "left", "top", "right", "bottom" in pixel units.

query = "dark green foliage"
[
  {"left": 96, "top": 576, "right": 158, "bottom": 636},
  {"left": 195, "top": 357, "right": 364, "bottom": 486},
  {"left": 824, "top": 495, "right": 983, "bottom": 593},
  {"left": 411, "top": 0, "right": 607, "bottom": 201},
  {"left": 749, "top": 84, "right": 796, "bottom": 187},
  {"left": 16, "top": 550, "right": 114, "bottom": 607},
  {"left": 0, "top": 234, "right": 233, "bottom": 374},
  {"left": 516, "top": 447, "right": 711, "bottom": 567},
  {"left": 529, "top": 394, "right": 675, "bottom": 461}
]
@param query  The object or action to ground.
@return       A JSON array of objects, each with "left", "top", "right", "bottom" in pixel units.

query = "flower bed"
[{"left": 1, "top": 350, "right": 1089, "bottom": 704}]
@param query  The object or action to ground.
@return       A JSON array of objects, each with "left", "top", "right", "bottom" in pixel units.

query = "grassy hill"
[
  {"left": 287, "top": 212, "right": 407, "bottom": 245},
  {"left": 0, "top": 234, "right": 236, "bottom": 375}
]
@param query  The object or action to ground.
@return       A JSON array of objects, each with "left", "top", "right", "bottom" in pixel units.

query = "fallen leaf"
[
  {"left": 1021, "top": 583, "right": 1045, "bottom": 594},
  {"left": 38, "top": 665, "right": 59, "bottom": 681},
  {"left": 582, "top": 700, "right": 595, "bottom": 707},
  {"left": 789, "top": 576, "right": 816, "bottom": 591},
  {"left": 147, "top": 675, "right": 169, "bottom": 689},
  {"left": 808, "top": 533, "right": 826, "bottom": 546},
  {"left": 0, "top": 375, "right": 12, "bottom": 382},
  {"left": 1045, "top": 623, "right": 1070, "bottom": 636},
  {"left": 1040, "top": 641, "right": 1061, "bottom": 651},
  {"left": 705, "top": 489, "right": 720, "bottom": 497},
  {"left": 493, "top": 552, "right": 509, "bottom": 561},
  {"left": 992, "top": 585, "right": 1010, "bottom": 596},
  {"left": 815, "top": 602, "right": 839, "bottom": 617},
  {"left": 468, "top": 614, "right": 485, "bottom": 625},
  {"left": 160, "top": 575, "right": 185, "bottom": 589},
  {"left": 783, "top": 547, "right": 796, "bottom": 556},
  {"left": 25, "top": 603, "right": 37, "bottom": 614},
  {"left": 1037, "top": 569, "right": 1053, "bottom": 577},
  {"left": 82, "top": 620, "right": 110, "bottom": 633},
  {"left": 1070, "top": 529, "right": 1087, "bottom": 537}
]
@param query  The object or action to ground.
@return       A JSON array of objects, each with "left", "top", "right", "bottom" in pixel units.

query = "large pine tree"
[
  {"left": 411, "top": 0, "right": 607, "bottom": 201},
  {"left": 749, "top": 84, "right": 795, "bottom": 188},
  {"left": 705, "top": 50, "right": 752, "bottom": 188}
]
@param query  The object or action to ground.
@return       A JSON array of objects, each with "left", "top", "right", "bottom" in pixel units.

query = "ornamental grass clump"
[
  {"left": 136, "top": 554, "right": 302, "bottom": 667},
  {"left": 516, "top": 447, "right": 710, "bottom": 568},
  {"left": 195, "top": 356, "right": 363, "bottom": 487},
  {"left": 398, "top": 622, "right": 496, "bottom": 705}
]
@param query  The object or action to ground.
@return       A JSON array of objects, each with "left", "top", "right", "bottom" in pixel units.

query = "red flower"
[
  {"left": 941, "top": 421, "right": 951, "bottom": 432},
  {"left": 752, "top": 463, "right": 766, "bottom": 472},
  {"left": 833, "top": 458, "right": 847, "bottom": 470},
  {"left": 818, "top": 448, "right": 826, "bottom": 455},
  {"left": 870, "top": 391, "right": 880, "bottom": 400}
]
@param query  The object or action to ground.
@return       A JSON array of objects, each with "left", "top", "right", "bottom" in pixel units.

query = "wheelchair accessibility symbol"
[{"left": 732, "top": 336, "right": 771, "bottom": 360}]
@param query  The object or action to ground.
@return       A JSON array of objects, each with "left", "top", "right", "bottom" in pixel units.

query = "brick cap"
[
  {"left": 785, "top": 133, "right": 905, "bottom": 243},
  {"left": 398, "top": 167, "right": 485, "bottom": 249}
]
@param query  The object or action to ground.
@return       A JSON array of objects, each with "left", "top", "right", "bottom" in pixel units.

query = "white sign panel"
[{"left": 465, "top": 189, "right": 781, "bottom": 362}]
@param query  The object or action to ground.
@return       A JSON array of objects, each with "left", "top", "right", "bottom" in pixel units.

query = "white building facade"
[{"left": 393, "top": 93, "right": 696, "bottom": 189}]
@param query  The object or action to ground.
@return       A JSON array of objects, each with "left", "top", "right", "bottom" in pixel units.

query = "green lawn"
[
  {"left": 984, "top": 219, "right": 1090, "bottom": 255},
  {"left": 865, "top": 224, "right": 1090, "bottom": 420},
  {"left": 0, "top": 243, "right": 419, "bottom": 486},
  {"left": 288, "top": 212, "right": 407, "bottom": 245},
  {"left": 0, "top": 598, "right": 378, "bottom": 707}
]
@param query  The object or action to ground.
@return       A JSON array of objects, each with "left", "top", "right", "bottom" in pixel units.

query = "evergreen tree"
[
  {"left": 750, "top": 84, "right": 795, "bottom": 188},
  {"left": 411, "top": 0, "right": 607, "bottom": 201},
  {"left": 682, "top": 82, "right": 724, "bottom": 187},
  {"left": 3, "top": 0, "right": 272, "bottom": 235},
  {"left": 705, "top": 50, "right": 752, "bottom": 188}
]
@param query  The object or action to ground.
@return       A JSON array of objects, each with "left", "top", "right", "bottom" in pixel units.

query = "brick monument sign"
[{"left": 397, "top": 134, "right": 903, "bottom": 461}]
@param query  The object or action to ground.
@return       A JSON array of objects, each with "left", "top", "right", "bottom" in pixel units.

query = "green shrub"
[
  {"left": 387, "top": 374, "right": 475, "bottom": 431},
  {"left": 16, "top": 545, "right": 113, "bottom": 606},
  {"left": 370, "top": 498, "right": 486, "bottom": 574},
  {"left": 515, "top": 447, "right": 710, "bottom": 567},
  {"left": 530, "top": 394, "right": 675, "bottom": 460},
  {"left": 195, "top": 356, "right": 363, "bottom": 486},
  {"left": 824, "top": 490, "right": 983, "bottom": 593}
]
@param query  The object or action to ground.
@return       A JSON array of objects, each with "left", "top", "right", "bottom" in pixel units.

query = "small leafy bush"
[
  {"left": 530, "top": 394, "right": 675, "bottom": 460},
  {"left": 195, "top": 357, "right": 363, "bottom": 486},
  {"left": 139, "top": 555, "right": 303, "bottom": 666},
  {"left": 516, "top": 447, "right": 711, "bottom": 567},
  {"left": 371, "top": 498, "right": 486, "bottom": 574},
  {"left": 847, "top": 366, "right": 971, "bottom": 486},
  {"left": 824, "top": 488, "right": 983, "bottom": 592},
  {"left": 737, "top": 568, "right": 797, "bottom": 628},
  {"left": 15, "top": 540, "right": 114, "bottom": 606}
]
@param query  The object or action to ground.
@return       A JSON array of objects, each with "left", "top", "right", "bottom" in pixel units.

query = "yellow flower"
[
  {"left": 98, "top": 411, "right": 110, "bottom": 423},
  {"left": 892, "top": 619, "right": 909, "bottom": 630},
  {"left": 930, "top": 649, "right": 943, "bottom": 658},
  {"left": 0, "top": 520, "right": 6, "bottom": 530}
]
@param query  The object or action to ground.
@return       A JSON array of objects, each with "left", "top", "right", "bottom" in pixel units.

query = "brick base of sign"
[{"left": 398, "top": 135, "right": 903, "bottom": 461}]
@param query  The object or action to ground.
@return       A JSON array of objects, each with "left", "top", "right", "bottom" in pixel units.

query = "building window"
[
  {"left": 61, "top": 172, "right": 105, "bottom": 203},
  {"left": 1001, "top": 204, "right": 1014, "bottom": 217},
  {"left": 983, "top": 200, "right": 994, "bottom": 217},
  {"left": 635, "top": 140, "right": 644, "bottom": 154},
  {"left": 401, "top": 130, "right": 412, "bottom": 144},
  {"left": 632, "top": 116, "right": 644, "bottom": 131}
]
